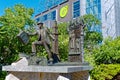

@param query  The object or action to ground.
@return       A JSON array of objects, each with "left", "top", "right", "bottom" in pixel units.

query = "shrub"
[
  {"left": 93, "top": 37, "right": 120, "bottom": 64},
  {"left": 84, "top": 37, "right": 120, "bottom": 80},
  {"left": 91, "top": 64, "right": 120, "bottom": 80}
]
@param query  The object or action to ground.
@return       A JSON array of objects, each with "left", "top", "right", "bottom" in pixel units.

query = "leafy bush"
[
  {"left": 93, "top": 37, "right": 120, "bottom": 64},
  {"left": 85, "top": 37, "right": 120, "bottom": 80},
  {"left": 91, "top": 64, "right": 120, "bottom": 80},
  {"left": 84, "top": 31, "right": 103, "bottom": 49},
  {"left": 0, "top": 71, "right": 7, "bottom": 80}
]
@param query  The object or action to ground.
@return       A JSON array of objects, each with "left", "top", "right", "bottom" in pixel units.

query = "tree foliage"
[
  {"left": 0, "top": 4, "right": 34, "bottom": 29},
  {"left": 84, "top": 31, "right": 103, "bottom": 48},
  {"left": 81, "top": 14, "right": 101, "bottom": 29},
  {"left": 58, "top": 22, "right": 69, "bottom": 61},
  {"left": 0, "top": 4, "right": 35, "bottom": 80},
  {"left": 0, "top": 4, "right": 34, "bottom": 65},
  {"left": 85, "top": 31, "right": 102, "bottom": 44},
  {"left": 93, "top": 37, "right": 120, "bottom": 64},
  {"left": 81, "top": 14, "right": 103, "bottom": 48},
  {"left": 82, "top": 15, "right": 120, "bottom": 80},
  {"left": 85, "top": 37, "right": 120, "bottom": 80}
]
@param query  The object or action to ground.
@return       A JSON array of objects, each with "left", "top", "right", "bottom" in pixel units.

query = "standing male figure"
[{"left": 30, "top": 22, "right": 54, "bottom": 63}]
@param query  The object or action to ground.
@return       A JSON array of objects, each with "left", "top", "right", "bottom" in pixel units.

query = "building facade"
[
  {"left": 86, "top": 0, "right": 101, "bottom": 32},
  {"left": 35, "top": 0, "right": 86, "bottom": 27},
  {"left": 101, "top": 0, "right": 120, "bottom": 38},
  {"left": 35, "top": 0, "right": 120, "bottom": 38},
  {"left": 35, "top": 0, "right": 101, "bottom": 31}
]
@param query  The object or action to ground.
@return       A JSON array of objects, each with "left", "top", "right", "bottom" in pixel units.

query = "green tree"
[
  {"left": 0, "top": 4, "right": 34, "bottom": 64},
  {"left": 0, "top": 4, "right": 35, "bottom": 80},
  {"left": 58, "top": 22, "right": 69, "bottom": 61},
  {"left": 84, "top": 31, "right": 103, "bottom": 48},
  {"left": 81, "top": 14, "right": 101, "bottom": 30},
  {"left": 0, "top": 4, "right": 34, "bottom": 29},
  {"left": 81, "top": 14, "right": 103, "bottom": 64},
  {"left": 81, "top": 14, "right": 102, "bottom": 48}
]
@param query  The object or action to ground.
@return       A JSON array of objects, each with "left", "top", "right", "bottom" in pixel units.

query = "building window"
[
  {"left": 36, "top": 18, "right": 40, "bottom": 22},
  {"left": 86, "top": 0, "right": 101, "bottom": 16},
  {"left": 39, "top": 10, "right": 56, "bottom": 22},
  {"left": 44, "top": 0, "right": 68, "bottom": 10},
  {"left": 73, "top": 0, "right": 80, "bottom": 18},
  {"left": 86, "top": 0, "right": 101, "bottom": 32},
  {"left": 51, "top": 10, "right": 56, "bottom": 20},
  {"left": 43, "top": 14, "right": 47, "bottom": 21},
  {"left": 39, "top": 17, "right": 43, "bottom": 22}
]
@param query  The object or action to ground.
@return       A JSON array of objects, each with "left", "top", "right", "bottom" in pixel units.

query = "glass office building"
[
  {"left": 36, "top": 0, "right": 69, "bottom": 22},
  {"left": 39, "top": 0, "right": 68, "bottom": 12},
  {"left": 36, "top": 10, "right": 56, "bottom": 22},
  {"left": 37, "top": 0, "right": 101, "bottom": 31},
  {"left": 35, "top": 0, "right": 120, "bottom": 38},
  {"left": 86, "top": 0, "right": 101, "bottom": 32},
  {"left": 36, "top": 0, "right": 101, "bottom": 31}
]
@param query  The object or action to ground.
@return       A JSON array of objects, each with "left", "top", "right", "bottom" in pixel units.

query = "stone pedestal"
[
  {"left": 2, "top": 57, "right": 92, "bottom": 80},
  {"left": 3, "top": 65, "right": 92, "bottom": 80}
]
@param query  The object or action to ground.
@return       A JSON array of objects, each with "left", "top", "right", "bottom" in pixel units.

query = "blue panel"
[
  {"left": 36, "top": 18, "right": 40, "bottom": 22},
  {"left": 98, "top": 0, "right": 101, "bottom": 3},
  {"left": 93, "top": 0, "right": 97, "bottom": 4},
  {"left": 43, "top": 14, "right": 47, "bottom": 21},
  {"left": 86, "top": 0, "right": 90, "bottom": 2},
  {"left": 73, "top": 0, "right": 80, "bottom": 18},
  {"left": 39, "top": 10, "right": 56, "bottom": 22},
  {"left": 40, "top": 0, "right": 68, "bottom": 12},
  {"left": 51, "top": 10, "right": 56, "bottom": 20},
  {"left": 86, "top": 8, "right": 90, "bottom": 14},
  {"left": 98, "top": 4, "right": 101, "bottom": 13}
]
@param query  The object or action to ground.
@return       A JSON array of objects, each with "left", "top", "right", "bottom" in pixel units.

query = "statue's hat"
[{"left": 37, "top": 22, "right": 43, "bottom": 25}]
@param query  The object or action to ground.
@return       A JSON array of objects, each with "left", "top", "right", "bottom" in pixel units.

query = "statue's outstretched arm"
[{"left": 27, "top": 31, "right": 37, "bottom": 36}]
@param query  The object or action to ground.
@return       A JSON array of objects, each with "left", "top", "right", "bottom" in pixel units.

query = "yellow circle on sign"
[{"left": 60, "top": 5, "right": 69, "bottom": 18}]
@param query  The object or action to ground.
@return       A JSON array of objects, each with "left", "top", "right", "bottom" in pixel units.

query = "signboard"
[
  {"left": 17, "top": 31, "right": 29, "bottom": 45},
  {"left": 60, "top": 5, "right": 69, "bottom": 18}
]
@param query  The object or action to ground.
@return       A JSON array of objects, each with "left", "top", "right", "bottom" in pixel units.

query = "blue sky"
[{"left": 0, "top": 0, "right": 41, "bottom": 17}]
